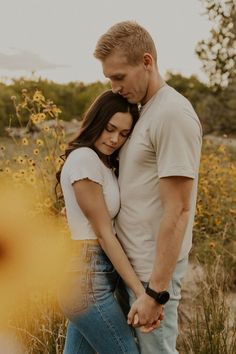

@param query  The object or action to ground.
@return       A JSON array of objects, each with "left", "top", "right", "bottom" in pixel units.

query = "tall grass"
[
  {"left": 10, "top": 292, "right": 66, "bottom": 354},
  {"left": 179, "top": 258, "right": 236, "bottom": 354}
]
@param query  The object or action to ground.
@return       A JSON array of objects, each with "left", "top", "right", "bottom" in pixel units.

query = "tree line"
[
  {"left": 0, "top": 72, "right": 235, "bottom": 136},
  {"left": 0, "top": 0, "right": 235, "bottom": 136}
]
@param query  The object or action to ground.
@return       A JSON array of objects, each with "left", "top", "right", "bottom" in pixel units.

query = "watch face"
[{"left": 157, "top": 291, "right": 170, "bottom": 305}]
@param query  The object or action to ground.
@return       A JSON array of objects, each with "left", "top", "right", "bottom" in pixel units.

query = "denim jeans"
[
  {"left": 58, "top": 241, "right": 139, "bottom": 354},
  {"left": 117, "top": 257, "right": 188, "bottom": 354}
]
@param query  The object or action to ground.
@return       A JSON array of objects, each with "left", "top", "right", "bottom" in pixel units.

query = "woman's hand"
[{"left": 127, "top": 294, "right": 165, "bottom": 333}]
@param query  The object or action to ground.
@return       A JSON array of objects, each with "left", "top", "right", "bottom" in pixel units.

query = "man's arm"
[{"left": 128, "top": 176, "right": 193, "bottom": 329}]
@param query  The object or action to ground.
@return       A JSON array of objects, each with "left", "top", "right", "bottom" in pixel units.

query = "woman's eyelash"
[
  {"left": 105, "top": 127, "right": 113, "bottom": 132},
  {"left": 106, "top": 127, "right": 129, "bottom": 137}
]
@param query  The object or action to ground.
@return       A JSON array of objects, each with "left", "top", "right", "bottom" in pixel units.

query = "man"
[{"left": 94, "top": 21, "right": 202, "bottom": 353}]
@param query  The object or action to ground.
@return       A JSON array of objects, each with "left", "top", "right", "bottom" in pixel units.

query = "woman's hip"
[{"left": 58, "top": 240, "right": 119, "bottom": 317}]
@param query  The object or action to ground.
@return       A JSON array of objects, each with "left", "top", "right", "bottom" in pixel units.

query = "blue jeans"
[
  {"left": 117, "top": 257, "right": 188, "bottom": 354},
  {"left": 58, "top": 241, "right": 139, "bottom": 354}
]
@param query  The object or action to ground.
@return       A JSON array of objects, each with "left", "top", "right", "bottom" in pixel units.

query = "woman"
[{"left": 57, "top": 90, "right": 143, "bottom": 354}]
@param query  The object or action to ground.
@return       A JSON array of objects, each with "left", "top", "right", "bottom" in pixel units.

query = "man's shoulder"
[
  {"left": 147, "top": 86, "right": 201, "bottom": 134},
  {"left": 151, "top": 85, "right": 197, "bottom": 117}
]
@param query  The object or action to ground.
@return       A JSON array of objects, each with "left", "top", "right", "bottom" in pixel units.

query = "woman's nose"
[{"left": 110, "top": 132, "right": 119, "bottom": 143}]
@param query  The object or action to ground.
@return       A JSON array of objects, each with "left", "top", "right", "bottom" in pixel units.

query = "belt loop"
[{"left": 85, "top": 242, "right": 92, "bottom": 263}]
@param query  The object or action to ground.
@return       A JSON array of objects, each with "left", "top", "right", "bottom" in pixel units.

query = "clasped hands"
[{"left": 127, "top": 293, "right": 164, "bottom": 333}]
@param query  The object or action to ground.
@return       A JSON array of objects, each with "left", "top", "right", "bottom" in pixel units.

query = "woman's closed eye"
[
  {"left": 105, "top": 123, "right": 130, "bottom": 138},
  {"left": 105, "top": 126, "right": 114, "bottom": 133},
  {"left": 120, "top": 132, "right": 130, "bottom": 138}
]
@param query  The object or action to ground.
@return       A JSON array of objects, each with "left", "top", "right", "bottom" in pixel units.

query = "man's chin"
[{"left": 127, "top": 97, "right": 138, "bottom": 104}]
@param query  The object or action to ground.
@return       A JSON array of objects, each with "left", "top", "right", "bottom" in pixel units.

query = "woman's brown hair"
[{"left": 56, "top": 90, "right": 139, "bottom": 184}]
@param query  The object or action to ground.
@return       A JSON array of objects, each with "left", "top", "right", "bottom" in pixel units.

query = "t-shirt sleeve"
[
  {"left": 150, "top": 106, "right": 202, "bottom": 179},
  {"left": 66, "top": 148, "right": 104, "bottom": 186}
]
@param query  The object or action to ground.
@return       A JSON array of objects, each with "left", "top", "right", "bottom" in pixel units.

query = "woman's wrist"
[{"left": 133, "top": 283, "right": 145, "bottom": 298}]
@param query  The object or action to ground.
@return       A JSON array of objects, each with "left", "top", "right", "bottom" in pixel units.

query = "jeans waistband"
[{"left": 70, "top": 239, "right": 99, "bottom": 255}]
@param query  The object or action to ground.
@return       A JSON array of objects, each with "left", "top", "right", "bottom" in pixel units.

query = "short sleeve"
[
  {"left": 65, "top": 147, "right": 104, "bottom": 186},
  {"left": 150, "top": 106, "right": 202, "bottom": 179}
]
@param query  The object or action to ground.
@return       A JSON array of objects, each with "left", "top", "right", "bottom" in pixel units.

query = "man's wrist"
[
  {"left": 145, "top": 283, "right": 170, "bottom": 305},
  {"left": 149, "top": 280, "right": 169, "bottom": 293}
]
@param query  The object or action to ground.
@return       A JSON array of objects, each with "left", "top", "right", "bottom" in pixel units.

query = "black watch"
[{"left": 145, "top": 284, "right": 170, "bottom": 305}]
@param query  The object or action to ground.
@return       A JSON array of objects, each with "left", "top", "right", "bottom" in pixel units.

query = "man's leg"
[{"left": 127, "top": 257, "right": 188, "bottom": 354}]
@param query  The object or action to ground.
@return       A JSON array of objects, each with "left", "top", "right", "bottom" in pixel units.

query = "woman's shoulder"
[{"left": 68, "top": 147, "right": 100, "bottom": 162}]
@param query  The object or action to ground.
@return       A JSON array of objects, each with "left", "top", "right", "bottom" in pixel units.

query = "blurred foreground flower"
[
  {"left": 0, "top": 178, "right": 70, "bottom": 326},
  {"left": 0, "top": 331, "right": 25, "bottom": 354}
]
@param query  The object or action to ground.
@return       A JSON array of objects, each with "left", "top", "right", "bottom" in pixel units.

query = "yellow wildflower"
[
  {"left": 29, "top": 167, "right": 36, "bottom": 174},
  {"left": 31, "top": 114, "right": 40, "bottom": 124},
  {"left": 209, "top": 242, "right": 216, "bottom": 249},
  {"left": 27, "top": 175, "right": 36, "bottom": 185},
  {"left": 52, "top": 106, "right": 62, "bottom": 115},
  {"left": 33, "top": 90, "right": 45, "bottom": 102},
  {"left": 36, "top": 139, "right": 44, "bottom": 147},
  {"left": 39, "top": 113, "right": 46, "bottom": 121},
  {"left": 19, "top": 169, "right": 26, "bottom": 176},
  {"left": 0, "top": 145, "right": 6, "bottom": 152},
  {"left": 28, "top": 158, "right": 35, "bottom": 166},
  {"left": 43, "top": 125, "right": 50, "bottom": 133},
  {"left": 60, "top": 144, "right": 66, "bottom": 151},
  {"left": 17, "top": 156, "right": 26, "bottom": 164},
  {"left": 45, "top": 156, "right": 50, "bottom": 162},
  {"left": 5, "top": 167, "right": 11, "bottom": 174},
  {"left": 33, "top": 149, "right": 39, "bottom": 156},
  {"left": 22, "top": 138, "right": 29, "bottom": 146},
  {"left": 56, "top": 157, "right": 63, "bottom": 166}
]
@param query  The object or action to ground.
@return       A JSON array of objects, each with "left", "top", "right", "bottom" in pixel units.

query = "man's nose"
[{"left": 111, "top": 83, "right": 122, "bottom": 94}]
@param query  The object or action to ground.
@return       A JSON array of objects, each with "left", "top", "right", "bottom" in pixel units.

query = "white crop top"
[{"left": 60, "top": 147, "right": 120, "bottom": 240}]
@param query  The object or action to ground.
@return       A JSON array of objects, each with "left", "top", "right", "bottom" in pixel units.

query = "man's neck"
[{"left": 141, "top": 72, "right": 165, "bottom": 106}]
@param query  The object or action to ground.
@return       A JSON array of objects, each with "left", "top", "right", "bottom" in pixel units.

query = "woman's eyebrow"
[{"left": 108, "top": 123, "right": 130, "bottom": 131}]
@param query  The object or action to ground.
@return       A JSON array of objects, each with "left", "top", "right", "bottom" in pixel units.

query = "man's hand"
[{"left": 127, "top": 293, "right": 164, "bottom": 333}]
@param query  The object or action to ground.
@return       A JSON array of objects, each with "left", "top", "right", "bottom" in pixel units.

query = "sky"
[{"left": 0, "top": 0, "right": 212, "bottom": 85}]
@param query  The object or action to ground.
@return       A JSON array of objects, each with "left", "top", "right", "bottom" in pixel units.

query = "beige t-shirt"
[{"left": 115, "top": 85, "right": 202, "bottom": 282}]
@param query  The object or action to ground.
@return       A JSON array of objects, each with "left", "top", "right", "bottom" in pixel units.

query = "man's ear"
[{"left": 143, "top": 53, "right": 153, "bottom": 69}]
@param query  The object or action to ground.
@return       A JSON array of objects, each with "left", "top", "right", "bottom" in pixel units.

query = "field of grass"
[{"left": 0, "top": 88, "right": 235, "bottom": 353}]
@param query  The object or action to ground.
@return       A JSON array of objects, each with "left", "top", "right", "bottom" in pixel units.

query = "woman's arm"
[{"left": 72, "top": 178, "right": 144, "bottom": 298}]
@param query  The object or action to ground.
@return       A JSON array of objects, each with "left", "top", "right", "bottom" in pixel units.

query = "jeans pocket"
[
  {"left": 58, "top": 270, "right": 89, "bottom": 318},
  {"left": 92, "top": 251, "right": 116, "bottom": 274},
  {"left": 91, "top": 266, "right": 118, "bottom": 302}
]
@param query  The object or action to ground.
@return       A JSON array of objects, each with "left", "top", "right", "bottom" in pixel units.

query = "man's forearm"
[{"left": 149, "top": 208, "right": 190, "bottom": 292}]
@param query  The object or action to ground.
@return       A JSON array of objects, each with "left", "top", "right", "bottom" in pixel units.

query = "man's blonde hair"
[{"left": 94, "top": 21, "right": 157, "bottom": 65}]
